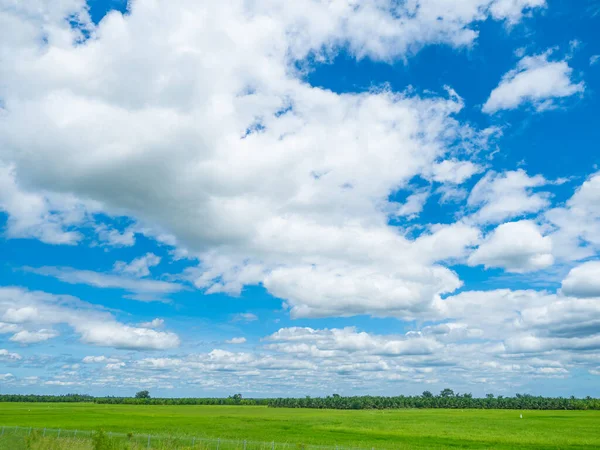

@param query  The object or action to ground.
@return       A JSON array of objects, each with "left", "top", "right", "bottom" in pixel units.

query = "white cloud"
[
  {"left": 489, "top": 0, "right": 547, "bottom": 24},
  {"left": 590, "top": 55, "right": 600, "bottom": 66},
  {"left": 10, "top": 329, "right": 59, "bottom": 344},
  {"left": 106, "top": 362, "right": 126, "bottom": 370},
  {"left": 468, "top": 170, "right": 550, "bottom": 224},
  {"left": 0, "top": 322, "right": 20, "bottom": 334},
  {"left": 483, "top": 50, "right": 584, "bottom": 114},
  {"left": 82, "top": 355, "right": 121, "bottom": 364},
  {"left": 546, "top": 172, "right": 600, "bottom": 260},
  {"left": 77, "top": 321, "right": 179, "bottom": 350},
  {"left": 113, "top": 253, "right": 161, "bottom": 278},
  {"left": 0, "top": 287, "right": 180, "bottom": 350},
  {"left": 395, "top": 189, "right": 430, "bottom": 219},
  {"left": 431, "top": 159, "right": 483, "bottom": 184},
  {"left": 140, "top": 318, "right": 165, "bottom": 329},
  {"left": 24, "top": 266, "right": 183, "bottom": 301},
  {"left": 231, "top": 313, "right": 258, "bottom": 323},
  {"left": 226, "top": 337, "right": 247, "bottom": 344},
  {"left": 0, "top": 0, "right": 545, "bottom": 321},
  {"left": 259, "top": 222, "right": 479, "bottom": 319},
  {"left": 0, "top": 349, "right": 22, "bottom": 360},
  {"left": 468, "top": 220, "right": 554, "bottom": 272},
  {"left": 561, "top": 261, "right": 600, "bottom": 298},
  {"left": 94, "top": 224, "right": 136, "bottom": 247},
  {"left": 266, "top": 327, "right": 441, "bottom": 356},
  {"left": 0, "top": 164, "right": 89, "bottom": 244}
]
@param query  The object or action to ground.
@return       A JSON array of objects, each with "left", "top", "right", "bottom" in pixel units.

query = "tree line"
[
  {"left": 0, "top": 393, "right": 268, "bottom": 406},
  {"left": 0, "top": 390, "right": 598, "bottom": 410},
  {"left": 267, "top": 390, "right": 600, "bottom": 410}
]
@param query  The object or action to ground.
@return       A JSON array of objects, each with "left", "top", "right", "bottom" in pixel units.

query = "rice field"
[{"left": 0, "top": 403, "right": 599, "bottom": 449}]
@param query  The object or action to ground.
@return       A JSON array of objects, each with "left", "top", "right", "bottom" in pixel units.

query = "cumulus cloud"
[
  {"left": 468, "top": 220, "right": 554, "bottom": 272},
  {"left": 113, "top": 253, "right": 161, "bottom": 278},
  {"left": 94, "top": 224, "right": 136, "bottom": 247},
  {"left": 0, "top": 349, "right": 22, "bottom": 361},
  {"left": 483, "top": 50, "right": 584, "bottom": 114},
  {"left": 546, "top": 172, "right": 600, "bottom": 260},
  {"left": 430, "top": 159, "right": 483, "bottom": 184},
  {"left": 395, "top": 189, "right": 430, "bottom": 219},
  {"left": 140, "top": 318, "right": 165, "bottom": 329},
  {"left": 467, "top": 170, "right": 550, "bottom": 224},
  {"left": 0, "top": 0, "right": 545, "bottom": 321},
  {"left": 78, "top": 322, "right": 179, "bottom": 351},
  {"left": 0, "top": 164, "right": 90, "bottom": 244},
  {"left": 82, "top": 355, "right": 121, "bottom": 364},
  {"left": 226, "top": 337, "right": 247, "bottom": 345},
  {"left": 10, "top": 329, "right": 59, "bottom": 344},
  {"left": 561, "top": 261, "right": 600, "bottom": 298},
  {"left": 0, "top": 287, "right": 179, "bottom": 350}
]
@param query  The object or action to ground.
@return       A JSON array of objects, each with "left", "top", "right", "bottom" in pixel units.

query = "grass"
[{"left": 0, "top": 403, "right": 599, "bottom": 449}]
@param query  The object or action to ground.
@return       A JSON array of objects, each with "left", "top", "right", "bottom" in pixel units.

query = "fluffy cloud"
[
  {"left": 0, "top": 287, "right": 180, "bottom": 350},
  {"left": 113, "top": 253, "right": 161, "bottom": 278},
  {"left": 430, "top": 159, "right": 483, "bottom": 184},
  {"left": 483, "top": 50, "right": 584, "bottom": 114},
  {"left": 468, "top": 220, "right": 554, "bottom": 272},
  {"left": 395, "top": 189, "right": 430, "bottom": 219},
  {"left": 561, "top": 261, "right": 600, "bottom": 298},
  {"left": 78, "top": 322, "right": 179, "bottom": 350},
  {"left": 489, "top": 0, "right": 546, "bottom": 24},
  {"left": 0, "top": 0, "right": 546, "bottom": 321},
  {"left": 546, "top": 173, "right": 600, "bottom": 260},
  {"left": 0, "top": 349, "right": 22, "bottom": 360},
  {"left": 226, "top": 337, "right": 247, "bottom": 345},
  {"left": 82, "top": 355, "right": 121, "bottom": 364},
  {"left": 467, "top": 170, "right": 550, "bottom": 224},
  {"left": 0, "top": 164, "right": 91, "bottom": 244},
  {"left": 140, "top": 318, "right": 165, "bottom": 329},
  {"left": 10, "top": 329, "right": 59, "bottom": 344}
]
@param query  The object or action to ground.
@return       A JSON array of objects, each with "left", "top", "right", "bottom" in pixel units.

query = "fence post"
[
  {"left": 74, "top": 429, "right": 78, "bottom": 437},
  {"left": 43, "top": 428, "right": 46, "bottom": 437},
  {"left": 1, "top": 426, "right": 4, "bottom": 435},
  {"left": 28, "top": 427, "right": 32, "bottom": 436},
  {"left": 57, "top": 429, "right": 61, "bottom": 438},
  {"left": 272, "top": 441, "right": 275, "bottom": 450},
  {"left": 244, "top": 439, "right": 247, "bottom": 450},
  {"left": 217, "top": 438, "right": 220, "bottom": 450},
  {"left": 147, "top": 434, "right": 151, "bottom": 449}
]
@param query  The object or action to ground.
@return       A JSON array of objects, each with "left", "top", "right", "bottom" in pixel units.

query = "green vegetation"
[
  {"left": 1, "top": 390, "right": 598, "bottom": 410},
  {"left": 0, "top": 394, "right": 268, "bottom": 406},
  {"left": 0, "top": 403, "right": 599, "bottom": 449},
  {"left": 268, "top": 391, "right": 600, "bottom": 410}
]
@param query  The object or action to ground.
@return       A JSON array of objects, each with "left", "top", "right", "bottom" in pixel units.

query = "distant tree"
[
  {"left": 135, "top": 390, "right": 150, "bottom": 399},
  {"left": 229, "top": 393, "right": 243, "bottom": 403},
  {"left": 440, "top": 388, "right": 455, "bottom": 398},
  {"left": 422, "top": 391, "right": 433, "bottom": 398}
]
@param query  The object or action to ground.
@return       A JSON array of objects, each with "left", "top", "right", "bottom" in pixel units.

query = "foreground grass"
[{"left": 0, "top": 403, "right": 599, "bottom": 449}]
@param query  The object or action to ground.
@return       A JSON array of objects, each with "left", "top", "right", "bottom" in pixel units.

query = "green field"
[{"left": 1, "top": 403, "right": 599, "bottom": 449}]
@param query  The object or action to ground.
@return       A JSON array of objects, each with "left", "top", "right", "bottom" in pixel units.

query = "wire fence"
[{"left": 0, "top": 425, "right": 378, "bottom": 450}]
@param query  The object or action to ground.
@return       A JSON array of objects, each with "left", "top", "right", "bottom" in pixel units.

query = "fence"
[{"left": 0, "top": 425, "right": 378, "bottom": 450}]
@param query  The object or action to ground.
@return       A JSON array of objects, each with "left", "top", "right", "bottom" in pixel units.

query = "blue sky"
[{"left": 0, "top": 0, "right": 599, "bottom": 398}]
